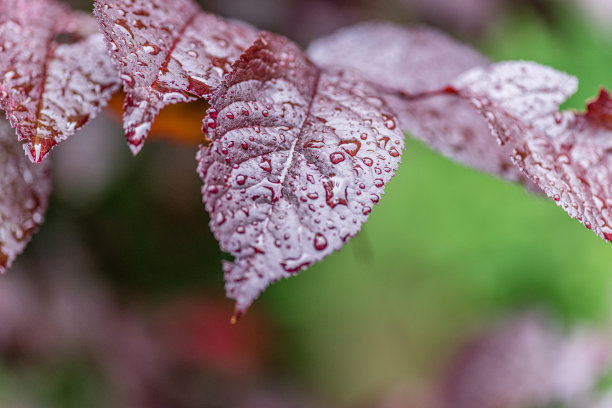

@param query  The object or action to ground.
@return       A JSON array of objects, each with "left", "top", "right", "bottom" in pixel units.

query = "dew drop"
[
  {"left": 330, "top": 152, "right": 345, "bottom": 164},
  {"left": 382, "top": 114, "right": 396, "bottom": 130},
  {"left": 314, "top": 233, "right": 328, "bottom": 250},
  {"left": 205, "top": 118, "right": 216, "bottom": 129},
  {"left": 215, "top": 212, "right": 226, "bottom": 225},
  {"left": 226, "top": 112, "right": 234, "bottom": 119}
]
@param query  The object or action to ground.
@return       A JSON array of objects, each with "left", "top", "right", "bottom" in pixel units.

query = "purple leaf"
[
  {"left": 452, "top": 61, "right": 612, "bottom": 242},
  {"left": 197, "top": 32, "right": 404, "bottom": 314},
  {"left": 0, "top": 118, "right": 50, "bottom": 273},
  {"left": 445, "top": 313, "right": 611, "bottom": 408},
  {"left": 307, "top": 22, "right": 531, "bottom": 184},
  {"left": 94, "top": 0, "right": 258, "bottom": 154},
  {"left": 0, "top": 0, "right": 120, "bottom": 162}
]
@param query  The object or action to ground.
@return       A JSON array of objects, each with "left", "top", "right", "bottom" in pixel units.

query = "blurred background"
[{"left": 4, "top": 0, "right": 612, "bottom": 406}]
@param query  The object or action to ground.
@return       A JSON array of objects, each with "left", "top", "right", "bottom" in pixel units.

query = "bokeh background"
[{"left": 4, "top": 0, "right": 612, "bottom": 407}]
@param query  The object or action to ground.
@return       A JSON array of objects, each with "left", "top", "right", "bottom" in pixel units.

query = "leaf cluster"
[{"left": 1, "top": 0, "right": 610, "bottom": 316}]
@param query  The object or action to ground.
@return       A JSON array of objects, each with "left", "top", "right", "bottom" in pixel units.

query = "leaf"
[
  {"left": 307, "top": 22, "right": 531, "bottom": 184},
  {"left": 0, "top": 0, "right": 120, "bottom": 163},
  {"left": 197, "top": 32, "right": 404, "bottom": 314},
  {"left": 445, "top": 313, "right": 611, "bottom": 408},
  {"left": 451, "top": 61, "right": 612, "bottom": 242},
  {"left": 94, "top": 0, "right": 258, "bottom": 153},
  {"left": 106, "top": 91, "right": 211, "bottom": 147},
  {"left": 0, "top": 118, "right": 50, "bottom": 273}
]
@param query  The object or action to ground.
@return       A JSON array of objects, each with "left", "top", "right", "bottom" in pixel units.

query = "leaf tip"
[
  {"left": 23, "top": 140, "right": 54, "bottom": 163},
  {"left": 230, "top": 310, "right": 244, "bottom": 325},
  {"left": 585, "top": 87, "right": 612, "bottom": 129}
]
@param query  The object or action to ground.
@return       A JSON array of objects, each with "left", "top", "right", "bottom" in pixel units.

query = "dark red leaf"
[
  {"left": 0, "top": 118, "right": 50, "bottom": 273},
  {"left": 0, "top": 0, "right": 120, "bottom": 162},
  {"left": 94, "top": 0, "right": 258, "bottom": 153},
  {"left": 451, "top": 61, "right": 612, "bottom": 242},
  {"left": 307, "top": 22, "right": 531, "bottom": 184},
  {"left": 197, "top": 32, "right": 404, "bottom": 314}
]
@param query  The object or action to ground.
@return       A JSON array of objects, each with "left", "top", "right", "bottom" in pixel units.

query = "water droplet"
[
  {"left": 236, "top": 226, "right": 246, "bottom": 234},
  {"left": 339, "top": 139, "right": 361, "bottom": 156},
  {"left": 362, "top": 157, "right": 373, "bottom": 167},
  {"left": 203, "top": 117, "right": 217, "bottom": 131},
  {"left": 259, "top": 157, "right": 272, "bottom": 173},
  {"left": 226, "top": 112, "right": 234, "bottom": 119},
  {"left": 241, "top": 142, "right": 248, "bottom": 150},
  {"left": 143, "top": 44, "right": 161, "bottom": 55},
  {"left": 187, "top": 50, "right": 198, "bottom": 58},
  {"left": 262, "top": 110, "right": 269, "bottom": 117},
  {"left": 557, "top": 154, "right": 570, "bottom": 164},
  {"left": 330, "top": 152, "right": 345, "bottom": 164},
  {"left": 215, "top": 212, "right": 226, "bottom": 225},
  {"left": 314, "top": 233, "right": 328, "bottom": 250},
  {"left": 242, "top": 109, "right": 249, "bottom": 116},
  {"left": 209, "top": 108, "right": 218, "bottom": 119},
  {"left": 236, "top": 175, "right": 247, "bottom": 185},
  {"left": 382, "top": 114, "right": 396, "bottom": 129},
  {"left": 374, "top": 179, "right": 384, "bottom": 188}
]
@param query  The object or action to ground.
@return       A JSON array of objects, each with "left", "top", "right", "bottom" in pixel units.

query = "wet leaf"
[
  {"left": 307, "top": 22, "right": 530, "bottom": 184},
  {"left": 94, "top": 0, "right": 258, "bottom": 154},
  {"left": 452, "top": 61, "right": 612, "bottom": 243},
  {"left": 0, "top": 118, "right": 50, "bottom": 273},
  {"left": 0, "top": 0, "right": 120, "bottom": 162},
  {"left": 197, "top": 32, "right": 404, "bottom": 314},
  {"left": 106, "top": 91, "right": 211, "bottom": 147}
]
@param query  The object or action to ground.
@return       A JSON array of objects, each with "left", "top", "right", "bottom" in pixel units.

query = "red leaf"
[
  {"left": 94, "top": 0, "right": 258, "bottom": 154},
  {"left": 452, "top": 61, "right": 612, "bottom": 242},
  {"left": 308, "top": 22, "right": 531, "bottom": 184},
  {"left": 0, "top": 119, "right": 50, "bottom": 272},
  {"left": 197, "top": 32, "right": 404, "bottom": 314},
  {"left": 0, "top": 0, "right": 120, "bottom": 162}
]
